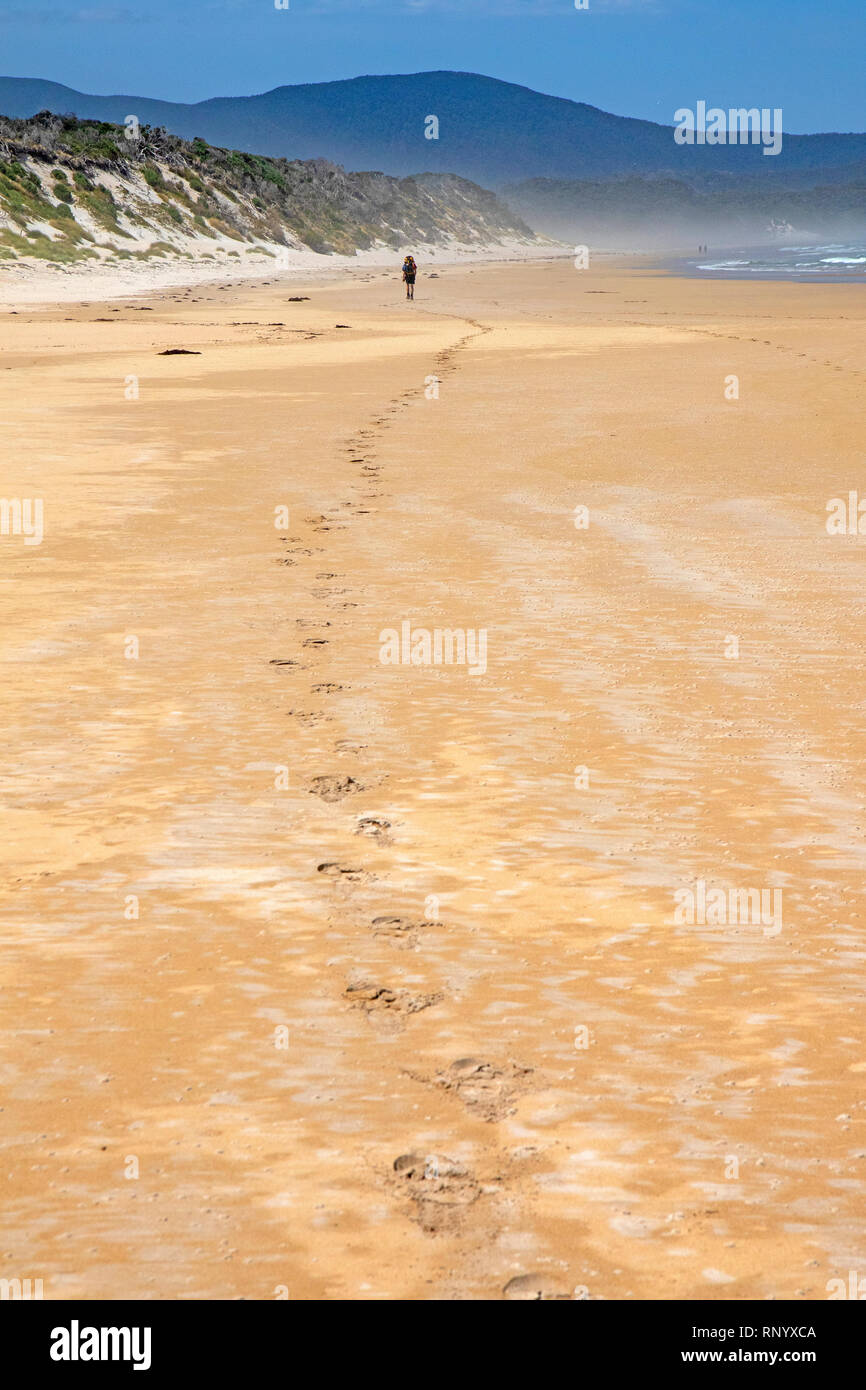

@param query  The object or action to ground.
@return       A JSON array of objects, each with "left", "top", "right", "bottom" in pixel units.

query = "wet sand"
[{"left": 2, "top": 258, "right": 865, "bottom": 1301}]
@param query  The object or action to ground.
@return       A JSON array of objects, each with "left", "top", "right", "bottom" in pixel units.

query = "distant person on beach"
[{"left": 402, "top": 254, "right": 417, "bottom": 300}]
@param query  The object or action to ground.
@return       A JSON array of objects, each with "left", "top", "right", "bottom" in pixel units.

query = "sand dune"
[{"left": 2, "top": 257, "right": 865, "bottom": 1301}]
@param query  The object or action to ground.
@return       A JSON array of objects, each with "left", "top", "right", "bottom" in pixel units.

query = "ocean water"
[{"left": 675, "top": 243, "right": 866, "bottom": 282}]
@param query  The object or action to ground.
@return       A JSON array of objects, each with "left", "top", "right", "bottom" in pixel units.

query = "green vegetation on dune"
[
  {"left": 0, "top": 109, "right": 535, "bottom": 265},
  {"left": 0, "top": 157, "right": 52, "bottom": 222},
  {"left": 0, "top": 225, "right": 98, "bottom": 262},
  {"left": 78, "top": 183, "right": 128, "bottom": 235}
]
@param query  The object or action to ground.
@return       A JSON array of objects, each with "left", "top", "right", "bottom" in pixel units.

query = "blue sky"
[{"left": 0, "top": 0, "right": 863, "bottom": 133}]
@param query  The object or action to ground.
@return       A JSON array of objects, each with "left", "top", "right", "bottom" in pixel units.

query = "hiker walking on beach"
[{"left": 402, "top": 254, "right": 417, "bottom": 300}]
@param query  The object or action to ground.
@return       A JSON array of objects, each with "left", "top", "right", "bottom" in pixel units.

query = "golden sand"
[{"left": 2, "top": 257, "right": 865, "bottom": 1300}]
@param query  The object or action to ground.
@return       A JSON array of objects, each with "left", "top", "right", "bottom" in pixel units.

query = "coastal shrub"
[
  {"left": 2, "top": 226, "right": 95, "bottom": 262},
  {"left": 79, "top": 187, "right": 126, "bottom": 234},
  {"left": 0, "top": 160, "right": 39, "bottom": 192},
  {"left": 0, "top": 110, "right": 530, "bottom": 268},
  {"left": 207, "top": 215, "right": 244, "bottom": 240}
]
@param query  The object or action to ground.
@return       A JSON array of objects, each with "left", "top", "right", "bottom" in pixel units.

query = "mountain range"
[{"left": 2, "top": 71, "right": 866, "bottom": 191}]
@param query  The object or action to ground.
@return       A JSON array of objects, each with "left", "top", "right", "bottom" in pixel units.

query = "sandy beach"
[
  {"left": 0, "top": 240, "right": 556, "bottom": 307},
  {"left": 2, "top": 254, "right": 866, "bottom": 1302}
]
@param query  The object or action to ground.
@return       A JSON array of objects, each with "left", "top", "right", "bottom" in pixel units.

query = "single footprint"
[
  {"left": 355, "top": 815, "right": 391, "bottom": 843},
  {"left": 344, "top": 978, "right": 443, "bottom": 1017},
  {"left": 344, "top": 980, "right": 400, "bottom": 1010},
  {"left": 391, "top": 1152, "right": 482, "bottom": 1234},
  {"left": 317, "top": 862, "right": 369, "bottom": 882},
  {"left": 502, "top": 1274, "right": 572, "bottom": 1301},
  {"left": 287, "top": 710, "right": 328, "bottom": 727},
  {"left": 369, "top": 914, "right": 436, "bottom": 948},
  {"left": 435, "top": 1057, "right": 533, "bottom": 1122},
  {"left": 309, "top": 774, "right": 363, "bottom": 803}
]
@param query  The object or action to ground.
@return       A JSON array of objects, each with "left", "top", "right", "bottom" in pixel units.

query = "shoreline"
[
  {"left": 9, "top": 239, "right": 866, "bottom": 310},
  {"left": 661, "top": 242, "right": 866, "bottom": 285}
]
